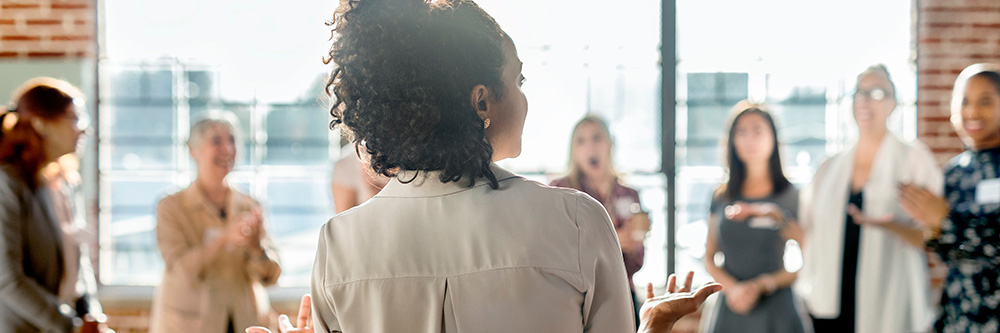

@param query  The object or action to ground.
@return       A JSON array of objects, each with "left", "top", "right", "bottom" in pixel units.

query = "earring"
[{"left": 483, "top": 118, "right": 490, "bottom": 129}]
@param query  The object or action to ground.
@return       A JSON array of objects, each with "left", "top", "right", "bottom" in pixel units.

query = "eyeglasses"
[
  {"left": 63, "top": 112, "right": 92, "bottom": 132},
  {"left": 853, "top": 87, "right": 889, "bottom": 101}
]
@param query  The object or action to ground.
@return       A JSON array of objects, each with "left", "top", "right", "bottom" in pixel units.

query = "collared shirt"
[
  {"left": 311, "top": 164, "right": 635, "bottom": 332},
  {"left": 549, "top": 177, "right": 644, "bottom": 287}
]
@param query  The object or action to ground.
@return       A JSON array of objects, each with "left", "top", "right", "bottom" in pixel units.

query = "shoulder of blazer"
[{"left": 0, "top": 165, "right": 29, "bottom": 207}]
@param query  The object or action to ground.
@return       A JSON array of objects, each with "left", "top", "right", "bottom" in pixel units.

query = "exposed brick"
[
  {"left": 51, "top": 35, "right": 91, "bottom": 41},
  {"left": 51, "top": 3, "right": 90, "bottom": 10},
  {"left": 1, "top": 35, "right": 41, "bottom": 41},
  {"left": 0, "top": 51, "right": 18, "bottom": 58},
  {"left": 26, "top": 19, "right": 62, "bottom": 25},
  {"left": 26, "top": 51, "right": 67, "bottom": 57},
  {"left": 926, "top": 22, "right": 965, "bottom": 28},
  {"left": 0, "top": 3, "right": 41, "bottom": 10},
  {"left": 921, "top": 53, "right": 1000, "bottom": 61},
  {"left": 922, "top": 6, "right": 1000, "bottom": 13},
  {"left": 918, "top": 73, "right": 963, "bottom": 87},
  {"left": 920, "top": 116, "right": 952, "bottom": 122},
  {"left": 919, "top": 84, "right": 955, "bottom": 91},
  {"left": 971, "top": 23, "right": 1000, "bottom": 29}
]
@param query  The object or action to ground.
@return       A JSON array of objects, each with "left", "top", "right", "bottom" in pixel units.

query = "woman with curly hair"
[{"left": 247, "top": 0, "right": 720, "bottom": 333}]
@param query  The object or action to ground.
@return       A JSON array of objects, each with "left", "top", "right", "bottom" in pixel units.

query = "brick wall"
[
  {"left": 0, "top": 0, "right": 94, "bottom": 59},
  {"left": 916, "top": 0, "right": 1000, "bottom": 165}
]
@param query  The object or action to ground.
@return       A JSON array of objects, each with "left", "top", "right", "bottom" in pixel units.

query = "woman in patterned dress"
[{"left": 901, "top": 63, "right": 1000, "bottom": 332}]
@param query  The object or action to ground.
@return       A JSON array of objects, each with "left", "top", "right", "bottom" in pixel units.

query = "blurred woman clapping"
[{"left": 150, "top": 114, "right": 281, "bottom": 333}]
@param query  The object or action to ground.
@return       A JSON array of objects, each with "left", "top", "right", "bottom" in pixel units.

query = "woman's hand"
[
  {"left": 725, "top": 202, "right": 781, "bottom": 222},
  {"left": 77, "top": 314, "right": 115, "bottom": 333},
  {"left": 723, "top": 282, "right": 759, "bottom": 315},
  {"left": 246, "top": 295, "right": 313, "bottom": 333},
  {"left": 617, "top": 228, "right": 641, "bottom": 253},
  {"left": 899, "top": 184, "right": 949, "bottom": 230},
  {"left": 228, "top": 208, "right": 266, "bottom": 250},
  {"left": 638, "top": 272, "right": 723, "bottom": 333},
  {"left": 724, "top": 202, "right": 753, "bottom": 222},
  {"left": 846, "top": 204, "right": 894, "bottom": 226}
]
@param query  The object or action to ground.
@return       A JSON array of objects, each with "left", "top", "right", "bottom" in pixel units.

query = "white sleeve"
[{"left": 907, "top": 141, "right": 944, "bottom": 196}]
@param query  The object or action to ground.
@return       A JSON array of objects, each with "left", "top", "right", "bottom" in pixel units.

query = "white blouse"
[{"left": 311, "top": 164, "right": 635, "bottom": 332}]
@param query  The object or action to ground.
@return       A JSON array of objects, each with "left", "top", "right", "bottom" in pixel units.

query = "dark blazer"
[{"left": 0, "top": 165, "right": 73, "bottom": 333}]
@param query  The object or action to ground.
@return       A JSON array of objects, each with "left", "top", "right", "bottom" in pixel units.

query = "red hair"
[{"left": 0, "top": 77, "right": 83, "bottom": 188}]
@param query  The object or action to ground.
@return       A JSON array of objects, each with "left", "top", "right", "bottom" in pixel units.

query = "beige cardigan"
[
  {"left": 150, "top": 185, "right": 281, "bottom": 333},
  {"left": 311, "top": 164, "right": 635, "bottom": 332}
]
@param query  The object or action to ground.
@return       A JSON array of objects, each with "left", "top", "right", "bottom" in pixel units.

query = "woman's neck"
[
  {"left": 742, "top": 163, "right": 773, "bottom": 198},
  {"left": 858, "top": 126, "right": 887, "bottom": 149},
  {"left": 195, "top": 176, "right": 228, "bottom": 207},
  {"left": 585, "top": 172, "right": 615, "bottom": 199},
  {"left": 970, "top": 135, "right": 1000, "bottom": 152}
]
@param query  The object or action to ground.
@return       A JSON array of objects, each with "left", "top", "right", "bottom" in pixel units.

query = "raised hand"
[
  {"left": 847, "top": 204, "right": 893, "bottom": 226},
  {"left": 638, "top": 271, "right": 723, "bottom": 333},
  {"left": 899, "top": 183, "right": 949, "bottom": 229},
  {"left": 246, "top": 295, "right": 313, "bottom": 333}
]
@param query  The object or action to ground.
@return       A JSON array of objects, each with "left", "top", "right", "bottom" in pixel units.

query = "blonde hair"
[
  {"left": 565, "top": 115, "right": 618, "bottom": 191},
  {"left": 857, "top": 64, "right": 897, "bottom": 101}
]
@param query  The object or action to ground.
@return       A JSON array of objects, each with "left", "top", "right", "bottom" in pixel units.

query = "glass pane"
[
  {"left": 101, "top": 179, "right": 175, "bottom": 285},
  {"left": 264, "top": 104, "right": 331, "bottom": 166},
  {"left": 263, "top": 178, "right": 334, "bottom": 287}
]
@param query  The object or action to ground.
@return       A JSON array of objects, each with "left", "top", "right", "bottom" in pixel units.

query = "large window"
[
  {"left": 673, "top": 0, "right": 917, "bottom": 286},
  {"left": 476, "top": 0, "right": 667, "bottom": 289},
  {"left": 98, "top": 0, "right": 338, "bottom": 287},
  {"left": 95, "top": 0, "right": 917, "bottom": 297}
]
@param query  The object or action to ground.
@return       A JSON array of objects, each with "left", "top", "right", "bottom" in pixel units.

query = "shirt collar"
[{"left": 375, "top": 163, "right": 520, "bottom": 198}]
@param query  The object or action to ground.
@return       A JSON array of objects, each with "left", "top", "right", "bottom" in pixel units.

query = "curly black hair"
[{"left": 326, "top": 0, "right": 508, "bottom": 189}]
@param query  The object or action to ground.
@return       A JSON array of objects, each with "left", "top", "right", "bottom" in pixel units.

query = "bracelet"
[{"left": 923, "top": 226, "right": 942, "bottom": 243}]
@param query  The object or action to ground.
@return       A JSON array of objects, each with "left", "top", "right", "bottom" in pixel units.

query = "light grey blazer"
[
  {"left": 0, "top": 165, "right": 74, "bottom": 333},
  {"left": 311, "top": 164, "right": 635, "bottom": 332}
]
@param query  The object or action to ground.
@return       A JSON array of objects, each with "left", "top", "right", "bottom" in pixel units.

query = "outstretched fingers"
[
  {"left": 297, "top": 295, "right": 312, "bottom": 329},
  {"left": 692, "top": 282, "right": 723, "bottom": 304},
  {"left": 666, "top": 274, "right": 677, "bottom": 293},
  {"left": 679, "top": 271, "right": 695, "bottom": 293}
]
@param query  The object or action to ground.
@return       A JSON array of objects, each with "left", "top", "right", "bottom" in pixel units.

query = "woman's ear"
[
  {"left": 30, "top": 117, "right": 45, "bottom": 136},
  {"left": 469, "top": 84, "right": 490, "bottom": 121}
]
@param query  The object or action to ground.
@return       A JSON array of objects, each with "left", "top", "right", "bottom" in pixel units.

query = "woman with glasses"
[
  {"left": 0, "top": 77, "right": 94, "bottom": 332},
  {"left": 797, "top": 65, "right": 941, "bottom": 332}
]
